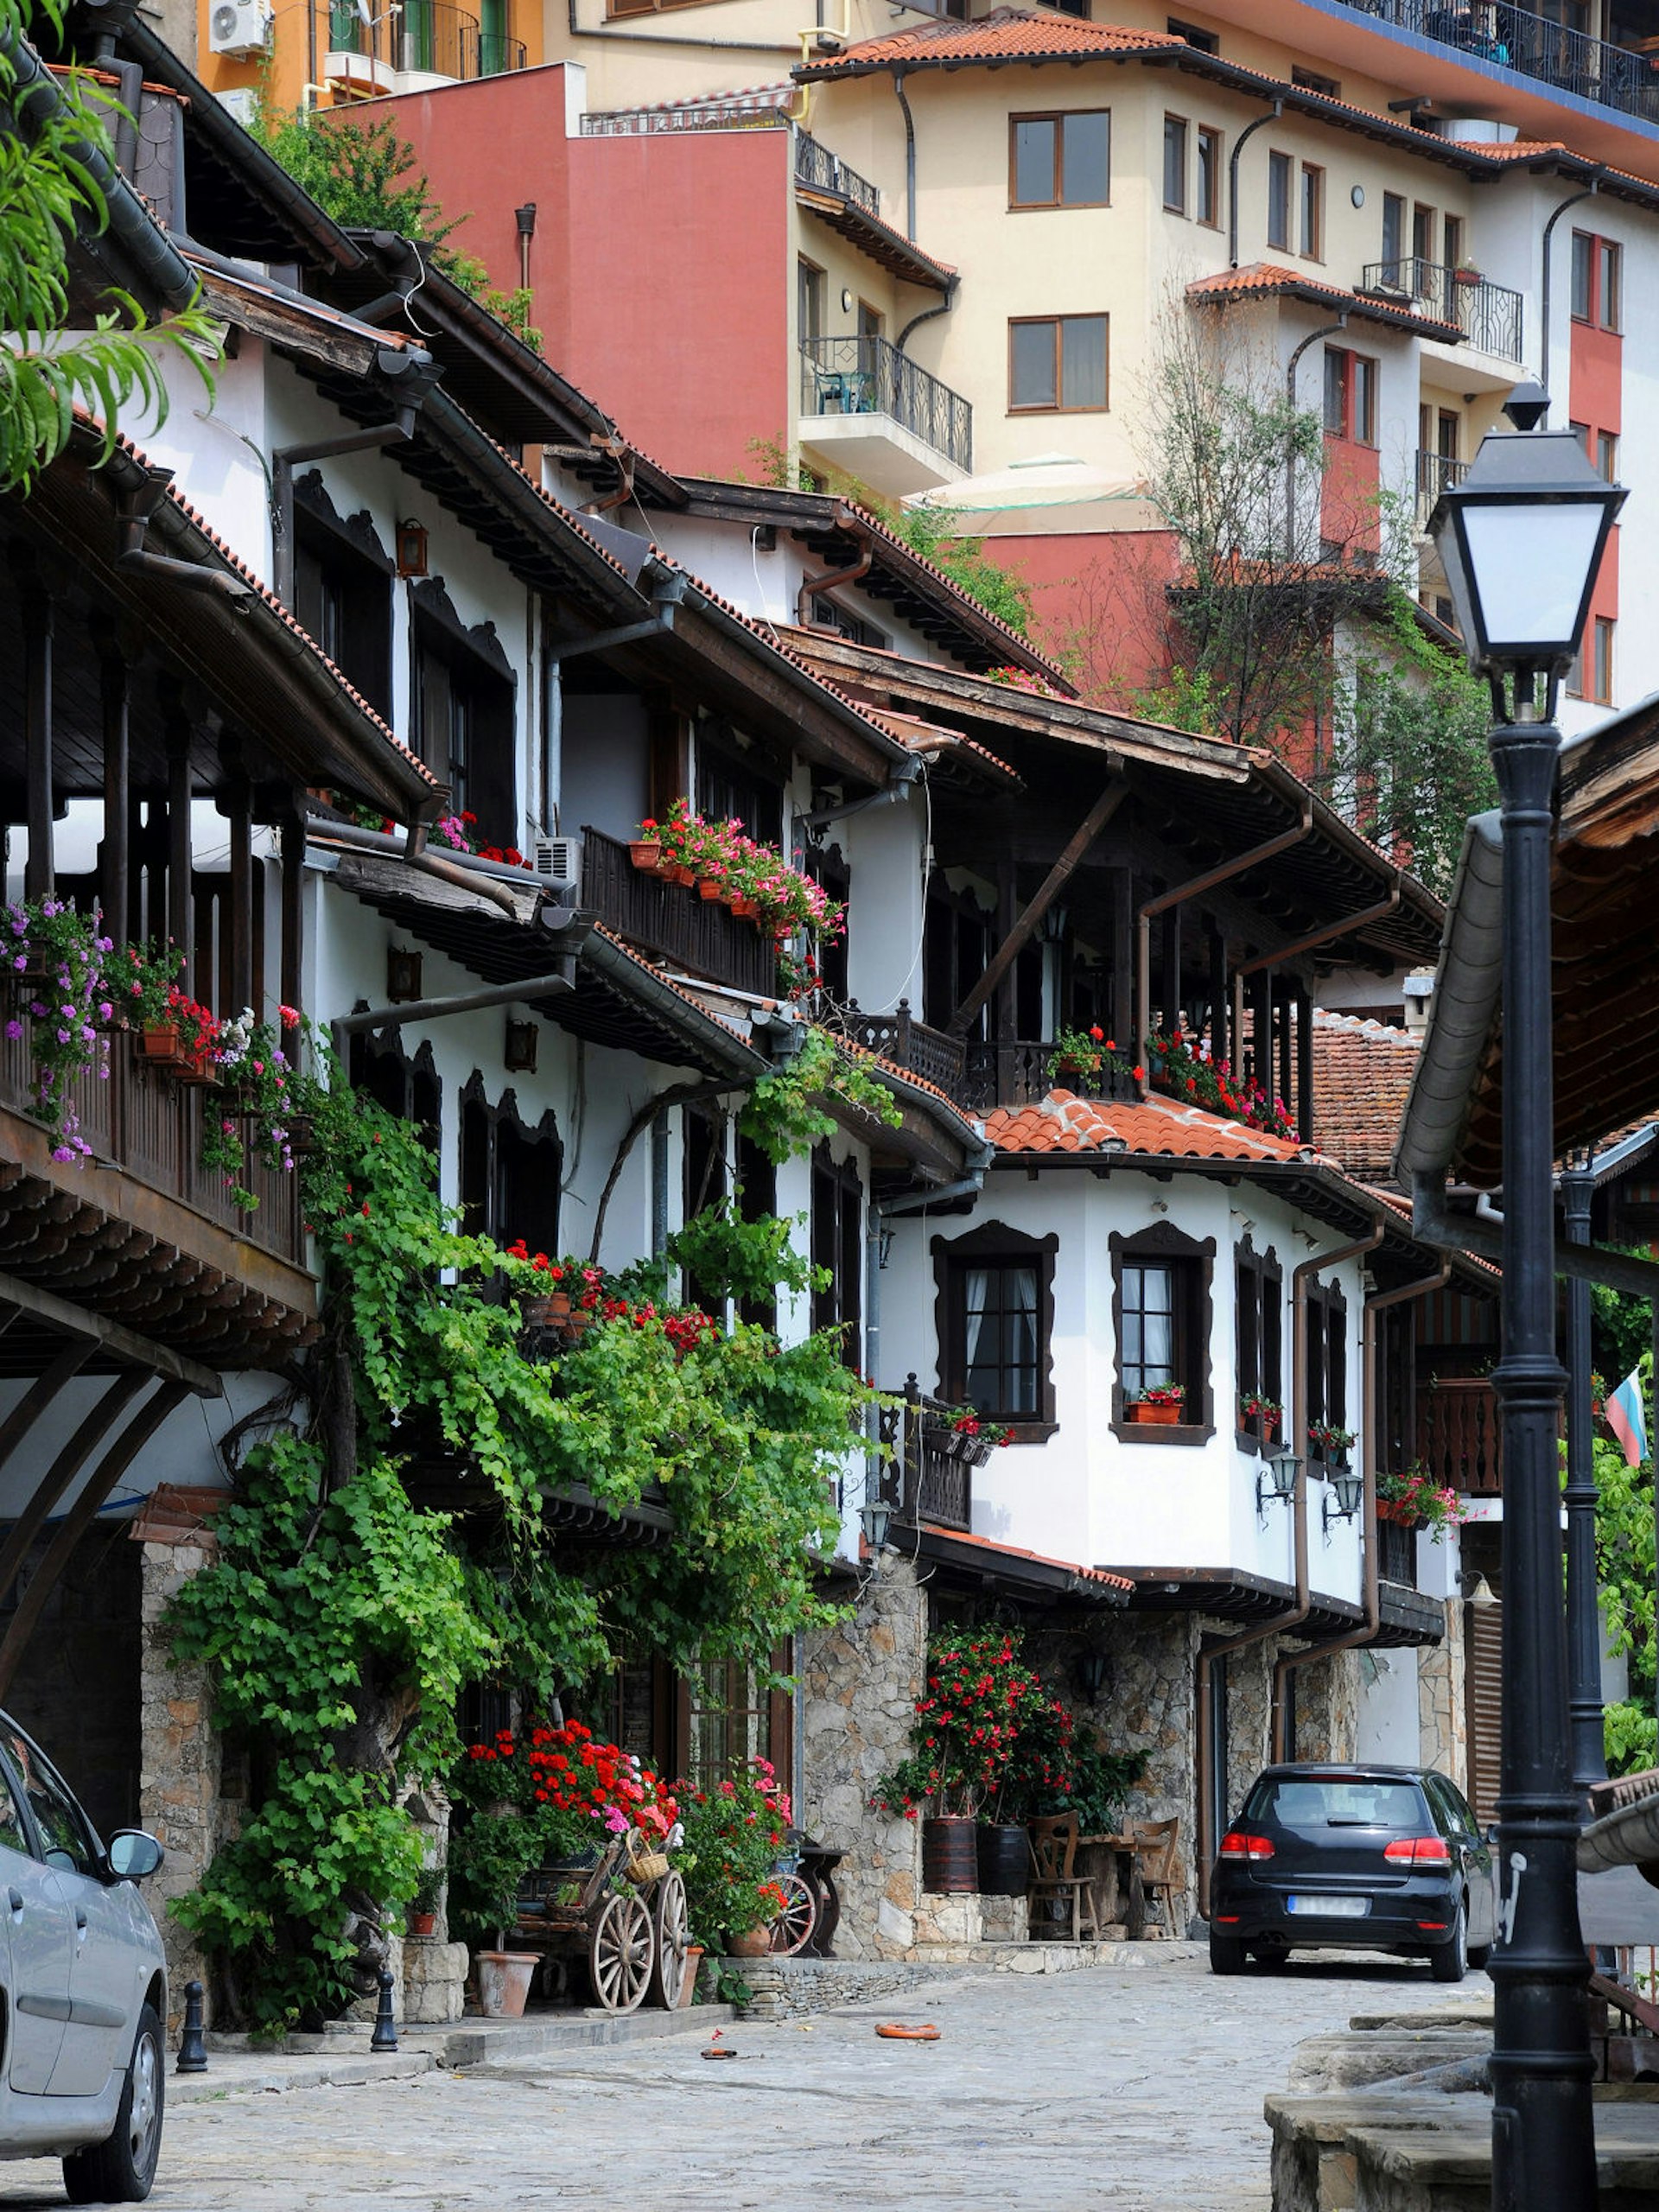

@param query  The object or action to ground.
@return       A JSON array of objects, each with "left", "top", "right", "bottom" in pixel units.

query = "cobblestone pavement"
[{"left": 0, "top": 1953, "right": 1483, "bottom": 2212}]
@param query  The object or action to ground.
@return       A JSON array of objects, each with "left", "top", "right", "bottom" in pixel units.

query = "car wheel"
[
  {"left": 62, "top": 2002, "right": 164, "bottom": 2205},
  {"left": 1209, "top": 1930, "right": 1249, "bottom": 1975},
  {"left": 1430, "top": 1901, "right": 1469, "bottom": 1985}
]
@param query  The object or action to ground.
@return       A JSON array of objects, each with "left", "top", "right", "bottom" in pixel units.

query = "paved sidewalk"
[{"left": 0, "top": 1948, "right": 1484, "bottom": 2211}]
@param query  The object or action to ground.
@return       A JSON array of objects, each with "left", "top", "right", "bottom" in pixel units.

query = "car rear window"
[{"left": 1245, "top": 1777, "right": 1424, "bottom": 1830}]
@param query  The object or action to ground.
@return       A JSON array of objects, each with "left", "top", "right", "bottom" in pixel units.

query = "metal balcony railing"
[
  {"left": 799, "top": 334, "right": 973, "bottom": 473},
  {"left": 1360, "top": 256, "right": 1524, "bottom": 361},
  {"left": 326, "top": 0, "right": 525, "bottom": 80},
  {"left": 1415, "top": 448, "right": 1470, "bottom": 524},
  {"left": 793, "top": 131, "right": 881, "bottom": 220},
  {"left": 877, "top": 1376, "right": 976, "bottom": 1532},
  {"left": 1333, "top": 0, "right": 1659, "bottom": 124}
]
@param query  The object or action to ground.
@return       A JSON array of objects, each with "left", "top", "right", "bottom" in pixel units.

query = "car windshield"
[{"left": 1246, "top": 1777, "right": 1423, "bottom": 1830}]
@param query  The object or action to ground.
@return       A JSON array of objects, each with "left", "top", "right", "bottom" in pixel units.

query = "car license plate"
[{"left": 1287, "top": 1894, "right": 1370, "bottom": 1917}]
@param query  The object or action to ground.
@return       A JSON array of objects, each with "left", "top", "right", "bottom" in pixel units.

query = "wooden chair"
[
  {"left": 1027, "top": 1814, "right": 1100, "bottom": 1943},
  {"left": 1131, "top": 1817, "right": 1181, "bottom": 1939}
]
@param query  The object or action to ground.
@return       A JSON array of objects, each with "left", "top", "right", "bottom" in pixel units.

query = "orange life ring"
[{"left": 874, "top": 2022, "right": 940, "bottom": 2041}]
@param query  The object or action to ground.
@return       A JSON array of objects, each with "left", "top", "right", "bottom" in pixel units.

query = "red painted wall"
[
  {"left": 1570, "top": 311, "right": 1622, "bottom": 696},
  {"left": 988, "top": 530, "right": 1180, "bottom": 702},
  {"left": 346, "top": 68, "right": 791, "bottom": 482},
  {"left": 1319, "top": 435, "right": 1381, "bottom": 556}
]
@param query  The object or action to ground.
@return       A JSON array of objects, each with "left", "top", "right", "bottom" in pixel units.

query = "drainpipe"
[
  {"left": 1196, "top": 1220, "right": 1382, "bottom": 1916},
  {"left": 114, "top": 477, "right": 255, "bottom": 606},
  {"left": 1136, "top": 803, "right": 1313, "bottom": 1096},
  {"left": 797, "top": 540, "right": 874, "bottom": 630},
  {"left": 1539, "top": 175, "right": 1601, "bottom": 424},
  {"left": 1228, "top": 100, "right": 1283, "bottom": 270},
  {"left": 1411, "top": 1168, "right": 1659, "bottom": 1299},
  {"left": 898, "top": 288, "right": 956, "bottom": 353},
  {"left": 1285, "top": 318, "right": 1348, "bottom": 555},
  {"left": 1270, "top": 1256, "right": 1450, "bottom": 1762},
  {"left": 307, "top": 812, "right": 549, "bottom": 920},
  {"left": 892, "top": 67, "right": 917, "bottom": 241}
]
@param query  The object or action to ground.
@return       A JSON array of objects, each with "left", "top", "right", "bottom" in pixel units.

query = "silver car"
[{"left": 0, "top": 1715, "right": 167, "bottom": 2202}]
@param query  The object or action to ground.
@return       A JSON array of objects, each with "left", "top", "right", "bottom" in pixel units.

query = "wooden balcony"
[
  {"left": 1416, "top": 1377, "right": 1503, "bottom": 1497},
  {"left": 848, "top": 1003, "right": 1139, "bottom": 1116},
  {"left": 1376, "top": 1516, "right": 1419, "bottom": 1588},
  {"left": 580, "top": 828, "right": 777, "bottom": 998},
  {"left": 879, "top": 1376, "right": 982, "bottom": 1533}
]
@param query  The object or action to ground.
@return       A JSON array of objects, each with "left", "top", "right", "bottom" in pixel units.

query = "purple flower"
[
  {"left": 11, "top": 955, "right": 24, "bottom": 971},
  {"left": 51, "top": 1146, "right": 73, "bottom": 1163},
  {"left": 97, "top": 1002, "right": 111, "bottom": 1021},
  {"left": 3, "top": 1022, "right": 18, "bottom": 1043}
]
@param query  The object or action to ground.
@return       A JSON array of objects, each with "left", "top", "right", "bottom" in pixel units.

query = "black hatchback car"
[{"left": 1208, "top": 1763, "right": 1497, "bottom": 1980}]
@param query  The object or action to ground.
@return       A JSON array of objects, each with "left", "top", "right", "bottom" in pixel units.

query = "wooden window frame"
[
  {"left": 1007, "top": 313, "right": 1109, "bottom": 416},
  {"left": 1109, "top": 1220, "right": 1216, "bottom": 1446},
  {"left": 1592, "top": 614, "right": 1615, "bottom": 706},
  {"left": 1196, "top": 124, "right": 1223, "bottom": 229},
  {"left": 1008, "top": 109, "right": 1111, "bottom": 211},
  {"left": 1322, "top": 346, "right": 1377, "bottom": 447},
  {"left": 1304, "top": 1277, "right": 1349, "bottom": 1471},
  {"left": 1267, "top": 149, "right": 1292, "bottom": 251},
  {"left": 1234, "top": 1236, "right": 1283, "bottom": 1458},
  {"left": 1598, "top": 236, "right": 1622, "bottom": 332},
  {"left": 457, "top": 1070, "right": 562, "bottom": 1254},
  {"left": 931, "top": 1217, "right": 1058, "bottom": 1442},
  {"left": 1162, "top": 112, "right": 1188, "bottom": 215},
  {"left": 1300, "top": 161, "right": 1325, "bottom": 262},
  {"left": 810, "top": 1142, "right": 863, "bottom": 1362}
]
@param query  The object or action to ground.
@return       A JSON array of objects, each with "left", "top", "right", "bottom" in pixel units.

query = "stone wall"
[
  {"left": 1223, "top": 1638, "right": 1274, "bottom": 1825},
  {"left": 798, "top": 1554, "right": 927, "bottom": 1958},
  {"left": 138, "top": 1534, "right": 227, "bottom": 2032},
  {"left": 1418, "top": 1600, "right": 1468, "bottom": 1792},
  {"left": 732, "top": 1955, "right": 960, "bottom": 2019},
  {"left": 1293, "top": 1648, "right": 1362, "bottom": 1764}
]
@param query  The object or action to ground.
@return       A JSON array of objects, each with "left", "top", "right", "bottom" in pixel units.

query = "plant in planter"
[
  {"left": 676, "top": 1760, "right": 791, "bottom": 1953},
  {"left": 407, "top": 1865, "right": 443, "bottom": 1939},
  {"left": 1128, "top": 1382, "right": 1186, "bottom": 1426},
  {"left": 1037, "top": 1732, "right": 1151, "bottom": 1837},
  {"left": 928, "top": 1404, "right": 1015, "bottom": 1460},
  {"left": 1047, "top": 1023, "right": 1109, "bottom": 1084},
  {"left": 1308, "top": 1422, "right": 1357, "bottom": 1465},
  {"left": 1376, "top": 1467, "right": 1470, "bottom": 1541},
  {"left": 1238, "top": 1394, "right": 1281, "bottom": 1437},
  {"left": 202, "top": 1006, "right": 322, "bottom": 1210},
  {"left": 1143, "top": 1028, "right": 1294, "bottom": 1138},
  {"left": 1, "top": 896, "right": 118, "bottom": 1156}
]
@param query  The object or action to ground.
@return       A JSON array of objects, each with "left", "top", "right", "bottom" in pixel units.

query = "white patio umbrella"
[{"left": 906, "top": 454, "right": 1165, "bottom": 537}]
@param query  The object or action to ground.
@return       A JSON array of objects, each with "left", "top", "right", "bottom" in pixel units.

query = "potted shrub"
[
  {"left": 677, "top": 1758, "right": 792, "bottom": 1955},
  {"left": 407, "top": 1866, "right": 443, "bottom": 1941},
  {"left": 1238, "top": 1394, "right": 1281, "bottom": 1440},
  {"left": 871, "top": 1627, "right": 1039, "bottom": 1892},
  {"left": 1128, "top": 1383, "right": 1186, "bottom": 1427},
  {"left": 1376, "top": 1468, "right": 1470, "bottom": 1541},
  {"left": 444, "top": 1810, "right": 545, "bottom": 2018},
  {"left": 1048, "top": 1023, "right": 1109, "bottom": 1087},
  {"left": 629, "top": 817, "right": 664, "bottom": 871},
  {"left": 1308, "top": 1421, "right": 1356, "bottom": 1467}
]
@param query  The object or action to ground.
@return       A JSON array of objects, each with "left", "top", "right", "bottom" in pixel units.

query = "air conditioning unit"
[
  {"left": 533, "top": 836, "right": 582, "bottom": 902},
  {"left": 216, "top": 86, "right": 260, "bottom": 129},
  {"left": 208, "top": 0, "right": 269, "bottom": 56}
]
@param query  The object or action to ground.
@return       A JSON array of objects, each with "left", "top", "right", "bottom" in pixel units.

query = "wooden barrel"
[
  {"left": 922, "top": 1815, "right": 978, "bottom": 1893},
  {"left": 976, "top": 1822, "right": 1031, "bottom": 1896}
]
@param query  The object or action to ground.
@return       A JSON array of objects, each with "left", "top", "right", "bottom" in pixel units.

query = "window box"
[
  {"left": 1128, "top": 1401, "right": 1183, "bottom": 1427},
  {"left": 1109, "top": 1221, "right": 1216, "bottom": 1444}
]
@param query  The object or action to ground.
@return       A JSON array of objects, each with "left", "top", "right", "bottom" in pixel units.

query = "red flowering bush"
[
  {"left": 1145, "top": 1029, "right": 1294, "bottom": 1140},
  {"left": 870, "top": 1627, "right": 1050, "bottom": 1820},
  {"left": 676, "top": 1758, "right": 794, "bottom": 1948}
]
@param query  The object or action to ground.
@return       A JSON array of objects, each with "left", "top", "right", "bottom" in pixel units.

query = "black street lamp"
[{"left": 1428, "top": 392, "right": 1624, "bottom": 2212}]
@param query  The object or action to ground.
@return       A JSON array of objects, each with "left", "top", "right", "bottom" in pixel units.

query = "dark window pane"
[
  {"left": 1060, "top": 315, "right": 1108, "bottom": 409},
  {"left": 1163, "top": 115, "right": 1187, "bottom": 211},
  {"left": 1062, "top": 111, "right": 1109, "bottom": 204},
  {"left": 1323, "top": 348, "right": 1345, "bottom": 435},
  {"left": 1011, "top": 321, "right": 1057, "bottom": 409},
  {"left": 1571, "top": 231, "right": 1592, "bottom": 320},
  {"left": 1268, "top": 150, "right": 1290, "bottom": 249},
  {"left": 1014, "top": 117, "right": 1055, "bottom": 206}
]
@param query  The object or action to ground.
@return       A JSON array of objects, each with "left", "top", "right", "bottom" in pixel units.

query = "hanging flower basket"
[
  {"left": 628, "top": 840, "right": 662, "bottom": 872},
  {"left": 697, "top": 877, "right": 726, "bottom": 903},
  {"left": 137, "top": 1024, "right": 197, "bottom": 1075}
]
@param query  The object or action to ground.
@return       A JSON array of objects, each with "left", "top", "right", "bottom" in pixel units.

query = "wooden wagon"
[{"left": 512, "top": 1831, "right": 693, "bottom": 2014}]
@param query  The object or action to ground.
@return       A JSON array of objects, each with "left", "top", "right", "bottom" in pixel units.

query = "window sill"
[
  {"left": 1001, "top": 1420, "right": 1058, "bottom": 1446},
  {"left": 1110, "top": 1419, "right": 1215, "bottom": 1446}
]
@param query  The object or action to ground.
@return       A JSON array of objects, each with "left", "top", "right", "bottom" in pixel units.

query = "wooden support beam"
[
  {"left": 227, "top": 775, "right": 254, "bottom": 1016},
  {"left": 281, "top": 808, "right": 306, "bottom": 1021},
  {"left": 994, "top": 854, "right": 1017, "bottom": 1046},
  {"left": 1296, "top": 983, "right": 1314, "bottom": 1147},
  {"left": 22, "top": 577, "right": 54, "bottom": 901},
  {"left": 1250, "top": 966, "right": 1272, "bottom": 1090},
  {"left": 0, "top": 1370, "right": 148, "bottom": 1607},
  {"left": 162, "top": 686, "right": 194, "bottom": 993},
  {"left": 99, "top": 649, "right": 130, "bottom": 938},
  {"left": 1209, "top": 925, "right": 1229, "bottom": 1065},
  {"left": 948, "top": 781, "right": 1126, "bottom": 1036},
  {"left": 0, "top": 1380, "right": 188, "bottom": 1703},
  {"left": 1112, "top": 870, "right": 1135, "bottom": 1051},
  {"left": 0, "top": 1267, "right": 221, "bottom": 1394},
  {"left": 0, "top": 1343, "right": 92, "bottom": 1482},
  {"left": 1278, "top": 979, "right": 1293, "bottom": 1108},
  {"left": 1161, "top": 905, "right": 1182, "bottom": 1032}
]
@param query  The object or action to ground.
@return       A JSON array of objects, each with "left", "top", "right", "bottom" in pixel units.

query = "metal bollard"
[
  {"left": 370, "top": 1965, "right": 398, "bottom": 2053},
  {"left": 176, "top": 1980, "right": 208, "bottom": 2074}
]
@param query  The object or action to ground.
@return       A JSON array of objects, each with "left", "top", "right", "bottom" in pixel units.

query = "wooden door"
[{"left": 1465, "top": 1597, "right": 1503, "bottom": 1824}]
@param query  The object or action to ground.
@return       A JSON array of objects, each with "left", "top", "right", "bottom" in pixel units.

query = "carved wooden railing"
[
  {"left": 1416, "top": 1377, "right": 1503, "bottom": 1497},
  {"left": 580, "top": 828, "right": 777, "bottom": 997},
  {"left": 845, "top": 1003, "right": 1139, "bottom": 1116},
  {"left": 1376, "top": 1515, "right": 1419, "bottom": 1589},
  {"left": 879, "top": 1374, "right": 975, "bottom": 1533}
]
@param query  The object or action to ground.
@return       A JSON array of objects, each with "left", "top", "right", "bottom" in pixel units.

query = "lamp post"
[
  {"left": 1427, "top": 388, "right": 1624, "bottom": 2212},
  {"left": 1562, "top": 1154, "right": 1609, "bottom": 1800}
]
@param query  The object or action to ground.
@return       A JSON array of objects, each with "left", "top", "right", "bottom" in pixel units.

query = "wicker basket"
[{"left": 623, "top": 1831, "right": 671, "bottom": 1887}]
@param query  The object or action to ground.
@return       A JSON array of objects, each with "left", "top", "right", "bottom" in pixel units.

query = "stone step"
[
  {"left": 1287, "top": 2031, "right": 1491, "bottom": 2094},
  {"left": 1347, "top": 2109, "right": 1659, "bottom": 2212},
  {"left": 1265, "top": 2089, "right": 1486, "bottom": 2212}
]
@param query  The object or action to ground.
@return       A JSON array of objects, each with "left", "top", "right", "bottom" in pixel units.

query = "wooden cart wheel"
[
  {"left": 767, "top": 1871, "right": 817, "bottom": 1957},
  {"left": 588, "top": 1887, "right": 653, "bottom": 2013},
  {"left": 648, "top": 1869, "right": 692, "bottom": 2009}
]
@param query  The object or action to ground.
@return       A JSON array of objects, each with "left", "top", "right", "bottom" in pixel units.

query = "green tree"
[{"left": 0, "top": 0, "right": 215, "bottom": 490}]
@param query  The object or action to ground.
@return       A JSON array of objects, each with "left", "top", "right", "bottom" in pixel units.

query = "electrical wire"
[{"left": 883, "top": 761, "right": 933, "bottom": 1009}]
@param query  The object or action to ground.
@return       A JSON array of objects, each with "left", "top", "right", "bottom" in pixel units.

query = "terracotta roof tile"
[
  {"left": 1188, "top": 263, "right": 1465, "bottom": 342},
  {"left": 801, "top": 8, "right": 1179, "bottom": 73},
  {"left": 918, "top": 1523, "right": 1135, "bottom": 1594},
  {"left": 1309, "top": 1012, "right": 1421, "bottom": 1179},
  {"left": 982, "top": 1088, "right": 1315, "bottom": 1164}
]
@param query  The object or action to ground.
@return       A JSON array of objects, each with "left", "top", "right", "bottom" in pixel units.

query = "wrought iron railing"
[
  {"left": 878, "top": 1376, "right": 975, "bottom": 1532},
  {"left": 325, "top": 0, "right": 524, "bottom": 79},
  {"left": 580, "top": 92, "right": 793, "bottom": 135},
  {"left": 579, "top": 828, "right": 777, "bottom": 998},
  {"left": 1334, "top": 0, "right": 1659, "bottom": 121},
  {"left": 1360, "top": 256, "right": 1523, "bottom": 360},
  {"left": 1416, "top": 1376, "right": 1503, "bottom": 1497},
  {"left": 1377, "top": 1514, "right": 1419, "bottom": 1588},
  {"left": 0, "top": 1025, "right": 303, "bottom": 1264},
  {"left": 793, "top": 130, "right": 881, "bottom": 220},
  {"left": 799, "top": 334, "right": 973, "bottom": 473},
  {"left": 1414, "top": 448, "right": 1470, "bottom": 525}
]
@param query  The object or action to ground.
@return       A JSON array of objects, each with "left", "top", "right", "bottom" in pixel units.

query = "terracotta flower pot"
[
  {"left": 1128, "top": 1401, "right": 1182, "bottom": 1426},
  {"left": 474, "top": 1950, "right": 538, "bottom": 2018},
  {"left": 729, "top": 896, "right": 757, "bottom": 919},
  {"left": 664, "top": 862, "right": 696, "bottom": 887},
  {"left": 697, "top": 877, "right": 726, "bottom": 902},
  {"left": 629, "top": 840, "right": 662, "bottom": 872},
  {"left": 409, "top": 1910, "right": 437, "bottom": 1939},
  {"left": 727, "top": 1925, "right": 772, "bottom": 1959},
  {"left": 523, "top": 1289, "right": 572, "bottom": 1328}
]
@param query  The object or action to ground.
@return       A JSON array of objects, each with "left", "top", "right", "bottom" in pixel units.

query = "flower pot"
[
  {"left": 628, "top": 840, "right": 662, "bottom": 872},
  {"left": 697, "top": 878, "right": 726, "bottom": 902},
  {"left": 729, "top": 896, "right": 757, "bottom": 919},
  {"left": 727, "top": 1925, "right": 772, "bottom": 1959},
  {"left": 1376, "top": 1501, "right": 1425, "bottom": 1527},
  {"left": 522, "top": 1289, "right": 572, "bottom": 1329},
  {"left": 474, "top": 1950, "right": 538, "bottom": 2018},
  {"left": 976, "top": 1821, "right": 1031, "bottom": 1897},
  {"left": 409, "top": 1910, "right": 437, "bottom": 1939},
  {"left": 921, "top": 1813, "right": 979, "bottom": 1894},
  {"left": 137, "top": 1024, "right": 194, "bottom": 1073},
  {"left": 1128, "top": 1402, "right": 1182, "bottom": 1426},
  {"left": 664, "top": 863, "right": 696, "bottom": 887}
]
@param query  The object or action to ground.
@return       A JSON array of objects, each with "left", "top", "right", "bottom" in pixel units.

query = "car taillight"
[
  {"left": 1383, "top": 1836, "right": 1452, "bottom": 1864},
  {"left": 1219, "top": 1831, "right": 1274, "bottom": 1862}
]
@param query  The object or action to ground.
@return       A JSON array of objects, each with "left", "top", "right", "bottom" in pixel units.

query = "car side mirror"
[
  {"left": 1484, "top": 1824, "right": 1500, "bottom": 1848},
  {"left": 105, "top": 1830, "right": 163, "bottom": 1882}
]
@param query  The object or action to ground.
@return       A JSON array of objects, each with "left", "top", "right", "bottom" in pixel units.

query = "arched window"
[{"left": 457, "top": 1072, "right": 562, "bottom": 1255}]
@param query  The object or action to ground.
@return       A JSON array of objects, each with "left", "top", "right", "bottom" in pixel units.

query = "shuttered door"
[{"left": 1466, "top": 1599, "right": 1503, "bottom": 1824}]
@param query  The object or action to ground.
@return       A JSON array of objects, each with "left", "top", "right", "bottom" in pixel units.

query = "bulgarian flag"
[{"left": 1605, "top": 1368, "right": 1649, "bottom": 1468}]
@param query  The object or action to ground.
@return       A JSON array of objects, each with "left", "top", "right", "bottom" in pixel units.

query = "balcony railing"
[
  {"left": 845, "top": 1004, "right": 1143, "bottom": 1116},
  {"left": 879, "top": 1376, "right": 975, "bottom": 1532},
  {"left": 580, "top": 827, "right": 777, "bottom": 997},
  {"left": 325, "top": 0, "right": 525, "bottom": 80},
  {"left": 1377, "top": 1514, "right": 1419, "bottom": 1588},
  {"left": 581, "top": 91, "right": 793, "bottom": 135},
  {"left": 0, "top": 1027, "right": 303, "bottom": 1265},
  {"left": 1359, "top": 257, "right": 1523, "bottom": 360},
  {"left": 799, "top": 334, "right": 973, "bottom": 473},
  {"left": 1334, "top": 0, "right": 1659, "bottom": 122},
  {"left": 793, "top": 131, "right": 881, "bottom": 220},
  {"left": 1415, "top": 448, "right": 1470, "bottom": 525},
  {"left": 1416, "top": 1376, "right": 1503, "bottom": 1496}
]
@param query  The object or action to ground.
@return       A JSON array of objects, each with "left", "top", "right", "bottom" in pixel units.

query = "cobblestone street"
[{"left": 0, "top": 1954, "right": 1484, "bottom": 2212}]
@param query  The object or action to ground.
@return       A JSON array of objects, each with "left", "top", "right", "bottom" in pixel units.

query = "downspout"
[
  {"left": 898, "top": 285, "right": 956, "bottom": 353},
  {"left": 1270, "top": 1257, "right": 1450, "bottom": 1761},
  {"left": 1540, "top": 175, "right": 1601, "bottom": 423},
  {"left": 1411, "top": 1169, "right": 1659, "bottom": 1300},
  {"left": 114, "top": 478, "right": 255, "bottom": 606},
  {"left": 1285, "top": 317, "right": 1348, "bottom": 555},
  {"left": 308, "top": 812, "right": 543, "bottom": 920},
  {"left": 893, "top": 67, "right": 917, "bottom": 241},
  {"left": 1136, "top": 802, "right": 1313, "bottom": 1098},
  {"left": 1228, "top": 100, "right": 1284, "bottom": 270},
  {"left": 797, "top": 539, "right": 874, "bottom": 630},
  {"left": 1197, "top": 1220, "right": 1382, "bottom": 1916}
]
